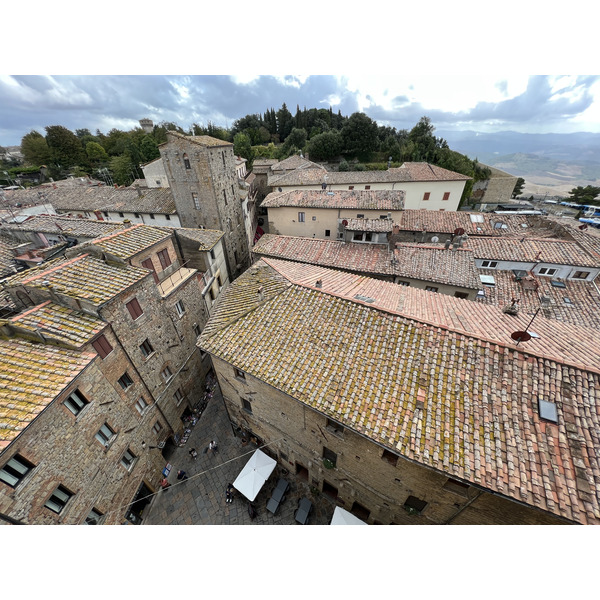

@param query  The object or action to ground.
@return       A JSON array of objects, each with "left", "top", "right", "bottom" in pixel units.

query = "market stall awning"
[
  {"left": 330, "top": 506, "right": 368, "bottom": 525},
  {"left": 232, "top": 449, "right": 277, "bottom": 501}
]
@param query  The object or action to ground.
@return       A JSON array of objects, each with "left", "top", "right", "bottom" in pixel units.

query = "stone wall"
[{"left": 210, "top": 356, "right": 566, "bottom": 525}]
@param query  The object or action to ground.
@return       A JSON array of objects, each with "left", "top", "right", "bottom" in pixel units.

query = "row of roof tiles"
[
  {"left": 252, "top": 234, "right": 481, "bottom": 289},
  {"left": 262, "top": 189, "right": 405, "bottom": 210},
  {"left": 199, "top": 259, "right": 600, "bottom": 524}
]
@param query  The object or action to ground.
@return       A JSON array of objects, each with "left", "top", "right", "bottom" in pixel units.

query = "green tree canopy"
[
  {"left": 306, "top": 130, "right": 343, "bottom": 161},
  {"left": 276, "top": 103, "right": 294, "bottom": 142},
  {"left": 341, "top": 112, "right": 379, "bottom": 160},
  {"left": 233, "top": 132, "right": 255, "bottom": 166},
  {"left": 511, "top": 177, "right": 526, "bottom": 198},
  {"left": 45, "top": 125, "right": 85, "bottom": 169},
  {"left": 85, "top": 141, "right": 109, "bottom": 163},
  {"left": 568, "top": 185, "right": 600, "bottom": 205},
  {"left": 109, "top": 154, "right": 134, "bottom": 186},
  {"left": 20, "top": 130, "right": 52, "bottom": 166}
]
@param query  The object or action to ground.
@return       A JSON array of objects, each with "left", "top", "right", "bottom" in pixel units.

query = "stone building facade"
[
  {"left": 199, "top": 259, "right": 600, "bottom": 525},
  {"left": 159, "top": 132, "right": 250, "bottom": 279}
]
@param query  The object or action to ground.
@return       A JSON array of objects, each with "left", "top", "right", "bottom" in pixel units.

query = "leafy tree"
[
  {"left": 109, "top": 154, "right": 134, "bottom": 186},
  {"left": 139, "top": 135, "right": 160, "bottom": 163},
  {"left": 101, "top": 128, "right": 129, "bottom": 156},
  {"left": 511, "top": 177, "right": 525, "bottom": 198},
  {"left": 233, "top": 132, "right": 255, "bottom": 166},
  {"left": 406, "top": 116, "right": 448, "bottom": 162},
  {"left": 338, "top": 159, "right": 350, "bottom": 171},
  {"left": 45, "top": 125, "right": 85, "bottom": 169},
  {"left": 85, "top": 141, "right": 108, "bottom": 164},
  {"left": 20, "top": 130, "right": 52, "bottom": 166},
  {"left": 306, "top": 130, "right": 343, "bottom": 161},
  {"left": 341, "top": 112, "right": 379, "bottom": 160},
  {"left": 276, "top": 103, "right": 294, "bottom": 141},
  {"left": 281, "top": 128, "right": 307, "bottom": 152},
  {"left": 567, "top": 185, "right": 600, "bottom": 205},
  {"left": 75, "top": 128, "right": 92, "bottom": 139}
]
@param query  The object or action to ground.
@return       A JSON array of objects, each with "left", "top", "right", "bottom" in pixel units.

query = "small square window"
[
  {"left": 325, "top": 229, "right": 331, "bottom": 237},
  {"left": 348, "top": 186, "right": 354, "bottom": 190},
  {"left": 64, "top": 389, "right": 89, "bottom": 415},
  {"left": 323, "top": 447, "right": 337, "bottom": 468},
  {"left": 242, "top": 398, "right": 252, "bottom": 413},
  {"left": 166, "top": 214, "right": 171, "bottom": 220},
  {"left": 423, "top": 192, "right": 430, "bottom": 201},
  {"left": 118, "top": 372, "right": 134, "bottom": 390},
  {"left": 326, "top": 418, "right": 344, "bottom": 436},
  {"left": 356, "top": 214, "right": 365, "bottom": 219},
  {"left": 311, "top": 215, "right": 317, "bottom": 221},
  {"left": 425, "top": 286, "right": 439, "bottom": 292},
  {"left": 442, "top": 192, "right": 450, "bottom": 201},
  {"left": 572, "top": 271, "right": 589, "bottom": 280},
  {"left": 161, "top": 366, "right": 173, "bottom": 383},
  {"left": 234, "top": 367, "right": 246, "bottom": 380},
  {"left": 539, "top": 399, "right": 558, "bottom": 423},
  {"left": 364, "top": 185, "right": 370, "bottom": 190},
  {"left": 381, "top": 449, "right": 398, "bottom": 466},
  {"left": 0, "top": 454, "right": 35, "bottom": 488},
  {"left": 353, "top": 232, "right": 364, "bottom": 241},
  {"left": 152, "top": 421, "right": 163, "bottom": 435},
  {"left": 193, "top": 323, "right": 201, "bottom": 337},
  {"left": 120, "top": 449, "right": 137, "bottom": 471},
  {"left": 125, "top": 298, "right": 144, "bottom": 320},
  {"left": 538, "top": 267, "right": 557, "bottom": 276},
  {"left": 175, "top": 300, "right": 185, "bottom": 317},
  {"left": 85, "top": 507, "right": 104, "bottom": 525},
  {"left": 134, "top": 213, "right": 140, "bottom": 218},
  {"left": 397, "top": 280, "right": 410, "bottom": 286},
  {"left": 119, "top": 212, "right": 125, "bottom": 218},
  {"left": 150, "top": 214, "right": 155, "bottom": 220},
  {"left": 95, "top": 423, "right": 116, "bottom": 447},
  {"left": 45, "top": 484, "right": 74, "bottom": 514},
  {"left": 481, "top": 261, "right": 498, "bottom": 269},
  {"left": 298, "top": 212, "right": 305, "bottom": 223},
  {"left": 139, "top": 339, "right": 154, "bottom": 358},
  {"left": 173, "top": 388, "right": 184, "bottom": 406},
  {"left": 135, "top": 397, "right": 149, "bottom": 415},
  {"left": 404, "top": 495, "right": 427, "bottom": 514}
]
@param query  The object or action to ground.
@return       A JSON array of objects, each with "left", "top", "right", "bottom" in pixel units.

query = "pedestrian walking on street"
[
  {"left": 189, "top": 448, "right": 198, "bottom": 460},
  {"left": 208, "top": 440, "right": 218, "bottom": 455},
  {"left": 177, "top": 470, "right": 188, "bottom": 481},
  {"left": 160, "top": 477, "right": 171, "bottom": 490}
]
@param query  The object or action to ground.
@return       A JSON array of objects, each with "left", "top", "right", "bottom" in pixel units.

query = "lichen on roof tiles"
[
  {"left": 0, "top": 338, "right": 94, "bottom": 445},
  {"left": 262, "top": 189, "right": 405, "bottom": 210},
  {"left": 199, "top": 258, "right": 600, "bottom": 524}
]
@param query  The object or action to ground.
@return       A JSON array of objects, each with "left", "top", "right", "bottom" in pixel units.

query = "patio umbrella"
[
  {"left": 330, "top": 506, "right": 368, "bottom": 525},
  {"left": 232, "top": 449, "right": 277, "bottom": 501}
]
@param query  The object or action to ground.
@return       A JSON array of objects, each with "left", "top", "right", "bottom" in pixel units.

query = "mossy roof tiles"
[
  {"left": 10, "top": 301, "right": 106, "bottom": 347},
  {"left": 86, "top": 224, "right": 171, "bottom": 260},
  {"left": 2, "top": 254, "right": 149, "bottom": 306},
  {"left": 252, "top": 234, "right": 481, "bottom": 289},
  {"left": 0, "top": 338, "right": 94, "bottom": 447},
  {"left": 262, "top": 189, "right": 405, "bottom": 210},
  {"left": 200, "top": 259, "right": 600, "bottom": 524}
]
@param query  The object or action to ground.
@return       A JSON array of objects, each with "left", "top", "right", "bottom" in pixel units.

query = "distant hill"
[{"left": 440, "top": 130, "right": 600, "bottom": 197}]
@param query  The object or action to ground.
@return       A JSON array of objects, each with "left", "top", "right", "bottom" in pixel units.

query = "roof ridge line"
[
  {"left": 263, "top": 258, "right": 600, "bottom": 376},
  {"left": 20, "top": 253, "right": 90, "bottom": 285}
]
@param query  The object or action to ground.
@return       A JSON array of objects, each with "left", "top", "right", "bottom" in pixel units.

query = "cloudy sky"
[{"left": 2, "top": 2, "right": 596, "bottom": 147}]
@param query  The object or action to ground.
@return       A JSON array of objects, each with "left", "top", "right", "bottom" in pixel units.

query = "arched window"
[{"left": 183, "top": 153, "right": 191, "bottom": 169}]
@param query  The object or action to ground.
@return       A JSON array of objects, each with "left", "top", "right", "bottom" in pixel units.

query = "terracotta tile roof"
[
  {"left": 4, "top": 186, "right": 177, "bottom": 215},
  {"left": 262, "top": 189, "right": 405, "bottom": 211},
  {"left": 85, "top": 224, "right": 171, "bottom": 260},
  {"left": 466, "top": 237, "right": 600, "bottom": 267},
  {"left": 270, "top": 155, "right": 324, "bottom": 172},
  {"left": 344, "top": 218, "right": 394, "bottom": 232},
  {"left": 394, "top": 210, "right": 553, "bottom": 237},
  {"left": 252, "top": 234, "right": 481, "bottom": 289},
  {"left": 0, "top": 337, "right": 95, "bottom": 448},
  {"left": 200, "top": 259, "right": 600, "bottom": 524},
  {"left": 2, "top": 254, "right": 149, "bottom": 306},
  {"left": 167, "top": 227, "right": 224, "bottom": 251},
  {"left": 0, "top": 237, "right": 16, "bottom": 279},
  {"left": 163, "top": 131, "right": 233, "bottom": 148},
  {"left": 0, "top": 215, "right": 130, "bottom": 238},
  {"left": 10, "top": 301, "right": 106, "bottom": 348},
  {"left": 268, "top": 161, "right": 470, "bottom": 187},
  {"left": 476, "top": 269, "right": 600, "bottom": 330}
]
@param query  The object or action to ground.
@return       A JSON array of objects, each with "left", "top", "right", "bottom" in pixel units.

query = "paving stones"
[{"left": 142, "top": 382, "right": 336, "bottom": 526}]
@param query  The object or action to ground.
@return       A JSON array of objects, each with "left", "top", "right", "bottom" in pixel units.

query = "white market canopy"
[
  {"left": 232, "top": 449, "right": 277, "bottom": 501},
  {"left": 330, "top": 506, "right": 368, "bottom": 525}
]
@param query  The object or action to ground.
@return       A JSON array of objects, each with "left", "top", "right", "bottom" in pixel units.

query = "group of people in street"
[{"left": 161, "top": 440, "right": 219, "bottom": 491}]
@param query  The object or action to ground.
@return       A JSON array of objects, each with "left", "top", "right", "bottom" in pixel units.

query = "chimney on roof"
[
  {"left": 135, "top": 184, "right": 142, "bottom": 198},
  {"left": 444, "top": 239, "right": 452, "bottom": 250},
  {"left": 257, "top": 286, "right": 264, "bottom": 302},
  {"left": 315, "top": 279, "right": 322, "bottom": 288}
]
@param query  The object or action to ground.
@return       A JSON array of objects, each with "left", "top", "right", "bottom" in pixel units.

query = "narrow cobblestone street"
[{"left": 142, "top": 380, "right": 337, "bottom": 525}]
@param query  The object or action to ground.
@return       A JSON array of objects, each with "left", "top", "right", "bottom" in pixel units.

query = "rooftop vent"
[
  {"left": 538, "top": 399, "right": 558, "bottom": 423},
  {"left": 315, "top": 279, "right": 322, "bottom": 288}
]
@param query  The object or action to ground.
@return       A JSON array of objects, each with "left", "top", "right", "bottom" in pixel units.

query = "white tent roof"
[
  {"left": 330, "top": 506, "right": 368, "bottom": 525},
  {"left": 232, "top": 449, "right": 277, "bottom": 501}
]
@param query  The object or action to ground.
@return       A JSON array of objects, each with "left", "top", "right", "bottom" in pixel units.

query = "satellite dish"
[
  {"left": 454, "top": 228, "right": 465, "bottom": 236},
  {"left": 342, "top": 219, "right": 348, "bottom": 227},
  {"left": 511, "top": 331, "right": 531, "bottom": 342},
  {"left": 431, "top": 236, "right": 439, "bottom": 243}
]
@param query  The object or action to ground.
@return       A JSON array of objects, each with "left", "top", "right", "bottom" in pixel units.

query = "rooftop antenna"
[{"left": 510, "top": 296, "right": 550, "bottom": 345}]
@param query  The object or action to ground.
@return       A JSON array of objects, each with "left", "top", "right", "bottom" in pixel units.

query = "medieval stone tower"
[{"left": 159, "top": 131, "right": 250, "bottom": 279}]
